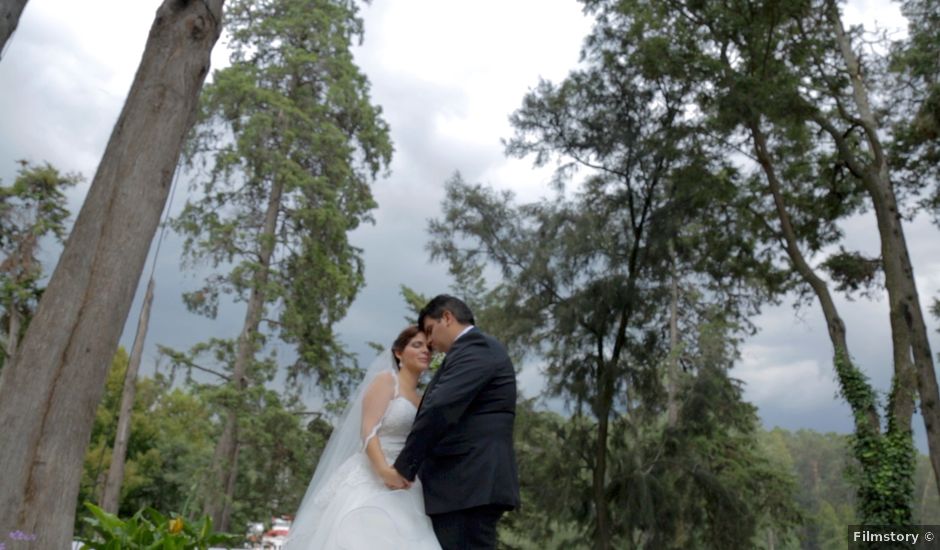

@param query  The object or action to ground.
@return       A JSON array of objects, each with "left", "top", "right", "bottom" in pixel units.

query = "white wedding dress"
[{"left": 285, "top": 357, "right": 442, "bottom": 550}]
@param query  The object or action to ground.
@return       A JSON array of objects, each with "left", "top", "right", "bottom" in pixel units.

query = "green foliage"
[
  {"left": 774, "top": 429, "right": 857, "bottom": 548},
  {"left": 429, "top": 173, "right": 795, "bottom": 546},
  {"left": 820, "top": 249, "right": 883, "bottom": 298},
  {"left": 76, "top": 502, "right": 240, "bottom": 550},
  {"left": 607, "top": 331, "right": 802, "bottom": 549},
  {"left": 829, "top": 348, "right": 916, "bottom": 525},
  {"left": 176, "top": 0, "right": 392, "bottom": 401},
  {"left": 501, "top": 368, "right": 802, "bottom": 550},
  {"left": 399, "top": 284, "right": 428, "bottom": 322},
  {"left": 755, "top": 428, "right": 940, "bottom": 547},
  {"left": 0, "top": 160, "right": 77, "bottom": 245},
  {"left": 848, "top": 428, "right": 916, "bottom": 525},
  {"left": 576, "top": 0, "right": 924, "bottom": 527},
  {"left": 498, "top": 400, "right": 589, "bottom": 549},
  {"left": 157, "top": 355, "right": 334, "bottom": 525},
  {"left": 223, "top": 386, "right": 332, "bottom": 529},
  {"left": 427, "top": 4, "right": 801, "bottom": 543},
  {"left": 78, "top": 349, "right": 217, "bottom": 525},
  {"left": 891, "top": 0, "right": 940, "bottom": 215},
  {"left": 77, "top": 350, "right": 329, "bottom": 532},
  {"left": 0, "top": 160, "right": 80, "bottom": 370}
]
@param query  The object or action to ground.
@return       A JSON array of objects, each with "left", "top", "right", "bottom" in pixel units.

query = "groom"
[{"left": 392, "top": 294, "right": 520, "bottom": 549}]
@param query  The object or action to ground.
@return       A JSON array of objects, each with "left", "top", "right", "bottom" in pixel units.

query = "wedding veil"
[{"left": 283, "top": 349, "right": 399, "bottom": 548}]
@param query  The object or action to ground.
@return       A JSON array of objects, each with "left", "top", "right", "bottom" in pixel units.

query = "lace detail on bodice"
[
  {"left": 375, "top": 397, "right": 418, "bottom": 459},
  {"left": 311, "top": 397, "right": 418, "bottom": 509}
]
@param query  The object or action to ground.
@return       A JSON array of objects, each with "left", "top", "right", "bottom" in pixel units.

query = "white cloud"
[
  {"left": 735, "top": 345, "right": 840, "bottom": 411},
  {"left": 842, "top": 0, "right": 907, "bottom": 34}
]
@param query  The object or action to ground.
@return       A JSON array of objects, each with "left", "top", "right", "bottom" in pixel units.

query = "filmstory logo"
[{"left": 852, "top": 530, "right": 923, "bottom": 544}]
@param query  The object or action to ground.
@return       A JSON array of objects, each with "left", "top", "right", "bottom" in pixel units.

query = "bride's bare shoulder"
[{"left": 364, "top": 370, "right": 396, "bottom": 394}]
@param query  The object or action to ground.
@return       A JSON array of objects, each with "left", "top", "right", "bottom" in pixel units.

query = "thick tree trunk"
[
  {"left": 0, "top": 2, "right": 223, "bottom": 547},
  {"left": 100, "top": 277, "right": 156, "bottom": 514},
  {"left": 825, "top": 0, "right": 940, "bottom": 496},
  {"left": 204, "top": 172, "right": 285, "bottom": 531},
  {"left": 0, "top": 0, "right": 29, "bottom": 58}
]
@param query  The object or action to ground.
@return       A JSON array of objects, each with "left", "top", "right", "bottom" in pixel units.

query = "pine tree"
[{"left": 174, "top": 0, "right": 391, "bottom": 530}]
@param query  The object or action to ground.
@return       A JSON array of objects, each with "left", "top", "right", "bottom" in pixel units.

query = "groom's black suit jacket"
[{"left": 393, "top": 327, "right": 520, "bottom": 515}]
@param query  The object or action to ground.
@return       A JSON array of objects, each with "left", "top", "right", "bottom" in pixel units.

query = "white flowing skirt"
[{"left": 286, "top": 451, "right": 441, "bottom": 550}]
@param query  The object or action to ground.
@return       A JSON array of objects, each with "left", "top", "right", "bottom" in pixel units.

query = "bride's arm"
[
  {"left": 365, "top": 434, "right": 407, "bottom": 489},
  {"left": 360, "top": 372, "right": 410, "bottom": 489}
]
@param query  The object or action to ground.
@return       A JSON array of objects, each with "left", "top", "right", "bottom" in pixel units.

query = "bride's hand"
[{"left": 380, "top": 466, "right": 411, "bottom": 490}]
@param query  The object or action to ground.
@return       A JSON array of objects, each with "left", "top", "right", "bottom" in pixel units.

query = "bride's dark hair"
[{"left": 391, "top": 325, "right": 422, "bottom": 369}]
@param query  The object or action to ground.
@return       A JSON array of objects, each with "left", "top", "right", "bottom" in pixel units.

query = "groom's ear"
[{"left": 441, "top": 310, "right": 454, "bottom": 326}]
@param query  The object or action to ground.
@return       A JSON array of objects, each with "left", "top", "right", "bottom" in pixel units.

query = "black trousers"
[{"left": 430, "top": 505, "right": 505, "bottom": 550}]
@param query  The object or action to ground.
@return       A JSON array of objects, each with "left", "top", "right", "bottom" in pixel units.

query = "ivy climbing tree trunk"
[
  {"left": 0, "top": 1, "right": 223, "bottom": 547},
  {"left": 819, "top": 0, "right": 939, "bottom": 497},
  {"left": 749, "top": 119, "right": 913, "bottom": 523}
]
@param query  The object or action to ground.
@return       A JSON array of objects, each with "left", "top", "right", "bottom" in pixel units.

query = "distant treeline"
[{"left": 761, "top": 428, "right": 940, "bottom": 548}]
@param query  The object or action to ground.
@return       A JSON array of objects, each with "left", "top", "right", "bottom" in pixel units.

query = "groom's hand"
[{"left": 380, "top": 466, "right": 412, "bottom": 490}]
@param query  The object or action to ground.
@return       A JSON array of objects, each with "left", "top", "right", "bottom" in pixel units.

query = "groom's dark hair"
[{"left": 418, "top": 294, "right": 475, "bottom": 328}]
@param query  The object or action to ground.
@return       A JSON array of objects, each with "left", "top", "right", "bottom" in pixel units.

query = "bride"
[{"left": 284, "top": 326, "right": 442, "bottom": 549}]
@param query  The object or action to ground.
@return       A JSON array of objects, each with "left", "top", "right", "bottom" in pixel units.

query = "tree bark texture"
[
  {"left": 6, "top": 301, "right": 20, "bottom": 368},
  {"left": 0, "top": 2, "right": 223, "bottom": 547},
  {"left": 0, "top": 0, "right": 29, "bottom": 59}
]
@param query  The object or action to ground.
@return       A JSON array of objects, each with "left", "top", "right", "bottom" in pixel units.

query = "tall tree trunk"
[
  {"left": 749, "top": 121, "right": 885, "bottom": 431},
  {"left": 0, "top": 0, "right": 29, "bottom": 58},
  {"left": 592, "top": 304, "right": 632, "bottom": 550},
  {"left": 100, "top": 277, "right": 156, "bottom": 514},
  {"left": 592, "top": 360, "right": 612, "bottom": 550},
  {"left": 667, "top": 241, "right": 680, "bottom": 428},
  {"left": 750, "top": 119, "right": 914, "bottom": 522},
  {"left": 204, "top": 171, "right": 285, "bottom": 531},
  {"left": 824, "top": 0, "right": 940, "bottom": 496},
  {"left": 920, "top": 470, "right": 932, "bottom": 521},
  {"left": 0, "top": 2, "right": 223, "bottom": 547},
  {"left": 220, "top": 440, "right": 241, "bottom": 527},
  {"left": 6, "top": 300, "right": 20, "bottom": 367}
]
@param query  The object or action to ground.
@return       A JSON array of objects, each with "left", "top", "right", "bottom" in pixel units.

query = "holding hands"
[{"left": 380, "top": 465, "right": 412, "bottom": 490}]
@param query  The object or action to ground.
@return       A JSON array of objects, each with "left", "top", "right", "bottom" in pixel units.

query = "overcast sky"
[{"left": 1, "top": 0, "right": 937, "bottom": 448}]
